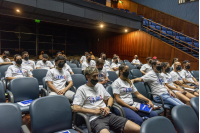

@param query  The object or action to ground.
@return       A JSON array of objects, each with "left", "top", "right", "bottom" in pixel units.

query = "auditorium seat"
[
  {"left": 72, "top": 68, "right": 83, "bottom": 74},
  {"left": 69, "top": 63, "right": 78, "bottom": 68},
  {"left": 124, "top": 60, "right": 129, "bottom": 62},
  {"left": 127, "top": 64, "right": 136, "bottom": 70},
  {"left": 140, "top": 116, "right": 176, "bottom": 133},
  {"left": 0, "top": 81, "right": 5, "bottom": 103},
  {"left": 7, "top": 77, "right": 40, "bottom": 113},
  {"left": 191, "top": 71, "right": 199, "bottom": 81},
  {"left": 132, "top": 12, "right": 137, "bottom": 15},
  {"left": 71, "top": 74, "right": 87, "bottom": 91},
  {"left": 30, "top": 95, "right": 78, "bottom": 133},
  {"left": 190, "top": 97, "right": 199, "bottom": 118},
  {"left": 130, "top": 69, "right": 142, "bottom": 79},
  {"left": 108, "top": 71, "right": 118, "bottom": 82},
  {"left": 0, "top": 64, "right": 11, "bottom": 78},
  {"left": 172, "top": 105, "right": 199, "bottom": 133},
  {"left": 0, "top": 103, "right": 30, "bottom": 133},
  {"left": 32, "top": 69, "right": 48, "bottom": 91},
  {"left": 162, "top": 27, "right": 168, "bottom": 31}
]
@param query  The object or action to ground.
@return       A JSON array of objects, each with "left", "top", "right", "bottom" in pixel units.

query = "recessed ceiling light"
[
  {"left": 125, "top": 29, "right": 127, "bottom": 32},
  {"left": 100, "top": 24, "right": 103, "bottom": 28},
  {"left": 16, "top": 9, "right": 20, "bottom": 12}
]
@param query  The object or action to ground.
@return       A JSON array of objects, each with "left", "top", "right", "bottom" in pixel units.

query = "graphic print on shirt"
[
  {"left": 55, "top": 74, "right": 66, "bottom": 79},
  {"left": 157, "top": 78, "right": 164, "bottom": 85},
  {"left": 122, "top": 87, "right": 133, "bottom": 92},
  {"left": 99, "top": 73, "right": 105, "bottom": 78},
  {"left": 88, "top": 95, "right": 103, "bottom": 104},
  {"left": 186, "top": 74, "right": 192, "bottom": 78}
]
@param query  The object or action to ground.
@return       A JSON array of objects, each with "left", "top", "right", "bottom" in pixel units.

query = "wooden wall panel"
[
  {"left": 91, "top": 31, "right": 199, "bottom": 70},
  {"left": 112, "top": 0, "right": 199, "bottom": 40}
]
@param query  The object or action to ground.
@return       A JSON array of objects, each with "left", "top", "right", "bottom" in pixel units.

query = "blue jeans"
[
  {"left": 114, "top": 106, "right": 158, "bottom": 126},
  {"left": 153, "top": 93, "right": 184, "bottom": 107}
]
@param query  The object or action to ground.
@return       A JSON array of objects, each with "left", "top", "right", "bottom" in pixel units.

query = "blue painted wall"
[{"left": 132, "top": 0, "right": 199, "bottom": 25}]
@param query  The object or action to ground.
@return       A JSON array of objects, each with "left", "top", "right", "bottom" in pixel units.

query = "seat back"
[
  {"left": 140, "top": 116, "right": 176, "bottom": 133},
  {"left": 0, "top": 65, "right": 11, "bottom": 78},
  {"left": 9, "top": 77, "right": 39, "bottom": 103},
  {"left": 0, "top": 103, "right": 22, "bottom": 133},
  {"left": 107, "top": 71, "right": 118, "bottom": 82},
  {"left": 0, "top": 81, "right": 5, "bottom": 103},
  {"left": 127, "top": 64, "right": 135, "bottom": 70},
  {"left": 144, "top": 83, "right": 153, "bottom": 100},
  {"left": 124, "top": 60, "right": 129, "bottom": 62},
  {"left": 72, "top": 68, "right": 83, "bottom": 74},
  {"left": 133, "top": 82, "right": 147, "bottom": 97},
  {"left": 190, "top": 97, "right": 199, "bottom": 118},
  {"left": 128, "top": 71, "right": 132, "bottom": 79},
  {"left": 172, "top": 105, "right": 199, "bottom": 133},
  {"left": 191, "top": 71, "right": 199, "bottom": 81},
  {"left": 130, "top": 69, "right": 142, "bottom": 79},
  {"left": 71, "top": 74, "right": 87, "bottom": 90},
  {"left": 30, "top": 95, "right": 72, "bottom": 133},
  {"left": 32, "top": 69, "right": 48, "bottom": 85},
  {"left": 68, "top": 63, "right": 77, "bottom": 68}
]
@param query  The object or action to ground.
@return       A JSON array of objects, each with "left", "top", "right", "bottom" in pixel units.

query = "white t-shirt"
[
  {"left": 140, "top": 64, "right": 152, "bottom": 74},
  {"left": 63, "top": 63, "right": 72, "bottom": 73},
  {"left": 98, "top": 68, "right": 109, "bottom": 82},
  {"left": 82, "top": 60, "right": 96, "bottom": 71},
  {"left": 80, "top": 56, "right": 86, "bottom": 63},
  {"left": 99, "top": 58, "right": 111, "bottom": 71},
  {"left": 171, "top": 64, "right": 174, "bottom": 69},
  {"left": 22, "top": 59, "right": 35, "bottom": 71},
  {"left": 36, "top": 60, "right": 54, "bottom": 70},
  {"left": 170, "top": 71, "right": 183, "bottom": 82},
  {"left": 112, "top": 78, "right": 137, "bottom": 105},
  {"left": 0, "top": 57, "right": 10, "bottom": 63},
  {"left": 5, "top": 65, "right": 32, "bottom": 78},
  {"left": 160, "top": 73, "right": 176, "bottom": 88},
  {"left": 45, "top": 68, "right": 72, "bottom": 92},
  {"left": 110, "top": 63, "right": 120, "bottom": 75},
  {"left": 180, "top": 69, "right": 195, "bottom": 85},
  {"left": 73, "top": 83, "right": 111, "bottom": 122},
  {"left": 132, "top": 59, "right": 141, "bottom": 64},
  {"left": 141, "top": 71, "right": 168, "bottom": 98}
]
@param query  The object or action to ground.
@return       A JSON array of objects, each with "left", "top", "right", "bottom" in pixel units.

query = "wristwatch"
[{"left": 107, "top": 106, "right": 111, "bottom": 109}]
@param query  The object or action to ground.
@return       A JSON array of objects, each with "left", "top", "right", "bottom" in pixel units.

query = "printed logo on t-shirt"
[
  {"left": 178, "top": 77, "right": 182, "bottom": 80},
  {"left": 88, "top": 95, "right": 103, "bottom": 104},
  {"left": 14, "top": 69, "right": 25, "bottom": 74},
  {"left": 167, "top": 78, "right": 172, "bottom": 82},
  {"left": 99, "top": 73, "right": 105, "bottom": 78},
  {"left": 25, "top": 62, "right": 31, "bottom": 65},
  {"left": 122, "top": 87, "right": 133, "bottom": 92},
  {"left": 186, "top": 75, "right": 192, "bottom": 78},
  {"left": 55, "top": 74, "right": 66, "bottom": 79},
  {"left": 157, "top": 78, "right": 164, "bottom": 84}
]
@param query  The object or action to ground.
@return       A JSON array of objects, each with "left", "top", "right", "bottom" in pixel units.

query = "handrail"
[{"left": 142, "top": 18, "right": 199, "bottom": 55}]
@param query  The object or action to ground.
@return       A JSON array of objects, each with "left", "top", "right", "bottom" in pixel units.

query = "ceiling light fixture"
[
  {"left": 125, "top": 29, "right": 127, "bottom": 32},
  {"left": 100, "top": 24, "right": 103, "bottom": 28},
  {"left": 16, "top": 9, "right": 20, "bottom": 12}
]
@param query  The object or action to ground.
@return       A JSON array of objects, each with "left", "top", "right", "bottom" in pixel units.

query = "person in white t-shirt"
[
  {"left": 160, "top": 62, "right": 196, "bottom": 106},
  {"left": 96, "top": 59, "right": 110, "bottom": 87},
  {"left": 63, "top": 63, "right": 74, "bottom": 75},
  {"left": 21, "top": 51, "right": 35, "bottom": 71},
  {"left": 36, "top": 54, "right": 54, "bottom": 70},
  {"left": 5, "top": 54, "right": 33, "bottom": 81},
  {"left": 99, "top": 53, "right": 112, "bottom": 71},
  {"left": 0, "top": 51, "right": 13, "bottom": 66},
  {"left": 45, "top": 55, "right": 75, "bottom": 101},
  {"left": 111, "top": 56, "right": 120, "bottom": 75},
  {"left": 52, "top": 52, "right": 62, "bottom": 65},
  {"left": 73, "top": 66, "right": 140, "bottom": 133},
  {"left": 170, "top": 62, "right": 199, "bottom": 96},
  {"left": 112, "top": 54, "right": 121, "bottom": 63},
  {"left": 132, "top": 55, "right": 141, "bottom": 65},
  {"left": 133, "top": 60, "right": 184, "bottom": 107},
  {"left": 181, "top": 60, "right": 199, "bottom": 87},
  {"left": 171, "top": 58, "right": 178, "bottom": 69},
  {"left": 112, "top": 64, "right": 157, "bottom": 126},
  {"left": 82, "top": 54, "right": 96, "bottom": 72},
  {"left": 140, "top": 57, "right": 152, "bottom": 75},
  {"left": 80, "top": 52, "right": 88, "bottom": 64}
]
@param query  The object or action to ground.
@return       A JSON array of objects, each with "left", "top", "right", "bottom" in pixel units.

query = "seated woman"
[
  {"left": 160, "top": 62, "right": 196, "bottom": 106},
  {"left": 112, "top": 64, "right": 158, "bottom": 126}
]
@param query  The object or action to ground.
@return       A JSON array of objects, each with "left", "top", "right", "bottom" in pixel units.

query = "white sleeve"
[
  {"left": 131, "top": 84, "right": 138, "bottom": 93},
  {"left": 80, "top": 56, "right": 83, "bottom": 62},
  {"left": 45, "top": 70, "right": 53, "bottom": 82},
  {"left": 68, "top": 65, "right": 72, "bottom": 72},
  {"left": 49, "top": 62, "right": 54, "bottom": 68},
  {"left": 170, "top": 72, "right": 178, "bottom": 82},
  {"left": 102, "top": 86, "right": 111, "bottom": 100},
  {"left": 73, "top": 89, "right": 86, "bottom": 106},
  {"left": 27, "top": 69, "right": 33, "bottom": 77},
  {"left": 36, "top": 61, "right": 40, "bottom": 68},
  {"left": 110, "top": 63, "right": 116, "bottom": 69},
  {"left": 180, "top": 70, "right": 186, "bottom": 78},
  {"left": 132, "top": 59, "right": 136, "bottom": 63},
  {"left": 140, "top": 65, "right": 146, "bottom": 71},
  {"left": 66, "top": 71, "right": 72, "bottom": 81},
  {"left": 6, "top": 58, "right": 11, "bottom": 62},
  {"left": 33, "top": 61, "right": 36, "bottom": 69},
  {"left": 5, "top": 66, "right": 12, "bottom": 77},
  {"left": 112, "top": 80, "right": 120, "bottom": 94},
  {"left": 141, "top": 72, "right": 153, "bottom": 82},
  {"left": 82, "top": 63, "right": 87, "bottom": 71},
  {"left": 91, "top": 60, "right": 96, "bottom": 66}
]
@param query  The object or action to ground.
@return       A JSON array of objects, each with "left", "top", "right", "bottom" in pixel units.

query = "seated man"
[
  {"left": 36, "top": 54, "right": 54, "bottom": 70},
  {"left": 96, "top": 59, "right": 110, "bottom": 87},
  {"left": 21, "top": 51, "right": 35, "bottom": 71},
  {"left": 73, "top": 66, "right": 140, "bottom": 133},
  {"left": 45, "top": 55, "right": 75, "bottom": 101},
  {"left": 0, "top": 51, "right": 13, "bottom": 65},
  {"left": 132, "top": 55, "right": 141, "bottom": 66},
  {"left": 140, "top": 57, "right": 152, "bottom": 75},
  {"left": 80, "top": 52, "right": 88, "bottom": 64},
  {"left": 111, "top": 56, "right": 120, "bottom": 75},
  {"left": 99, "top": 52, "right": 112, "bottom": 71},
  {"left": 170, "top": 62, "right": 199, "bottom": 96},
  {"left": 133, "top": 60, "right": 184, "bottom": 107},
  {"left": 5, "top": 54, "right": 33, "bottom": 81},
  {"left": 82, "top": 54, "right": 96, "bottom": 72}
]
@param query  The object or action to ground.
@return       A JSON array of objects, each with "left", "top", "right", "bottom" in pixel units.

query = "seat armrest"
[
  {"left": 147, "top": 92, "right": 164, "bottom": 108},
  {"left": 21, "top": 125, "right": 30, "bottom": 133},
  {"left": 73, "top": 112, "right": 91, "bottom": 133},
  {"left": 2, "top": 79, "right": 6, "bottom": 91},
  {"left": 6, "top": 90, "right": 14, "bottom": 103},
  {"left": 72, "top": 86, "right": 77, "bottom": 92},
  {"left": 113, "top": 103, "right": 126, "bottom": 117},
  {"left": 41, "top": 88, "right": 48, "bottom": 96}
]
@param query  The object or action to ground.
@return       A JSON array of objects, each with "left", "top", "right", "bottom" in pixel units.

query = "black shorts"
[{"left": 90, "top": 113, "right": 128, "bottom": 133}]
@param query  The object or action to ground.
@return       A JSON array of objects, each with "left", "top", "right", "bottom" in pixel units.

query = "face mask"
[
  {"left": 88, "top": 58, "right": 91, "bottom": 62},
  {"left": 24, "top": 56, "right": 29, "bottom": 61},
  {"left": 43, "top": 60, "right": 47, "bottom": 63},
  {"left": 136, "top": 57, "right": 138, "bottom": 59},
  {"left": 176, "top": 65, "right": 182, "bottom": 71},
  {"left": 98, "top": 68, "right": 102, "bottom": 71},
  {"left": 90, "top": 79, "right": 98, "bottom": 86},
  {"left": 149, "top": 60, "right": 152, "bottom": 64},
  {"left": 103, "top": 56, "right": 106, "bottom": 60},
  {"left": 16, "top": 59, "right": 22, "bottom": 65},
  {"left": 185, "top": 65, "right": 190, "bottom": 70},
  {"left": 3, "top": 56, "right": 6, "bottom": 59},
  {"left": 115, "top": 60, "right": 118, "bottom": 64},
  {"left": 165, "top": 67, "right": 170, "bottom": 73},
  {"left": 123, "top": 71, "right": 129, "bottom": 78},
  {"left": 156, "top": 65, "right": 162, "bottom": 71},
  {"left": 58, "top": 61, "right": 65, "bottom": 68}
]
